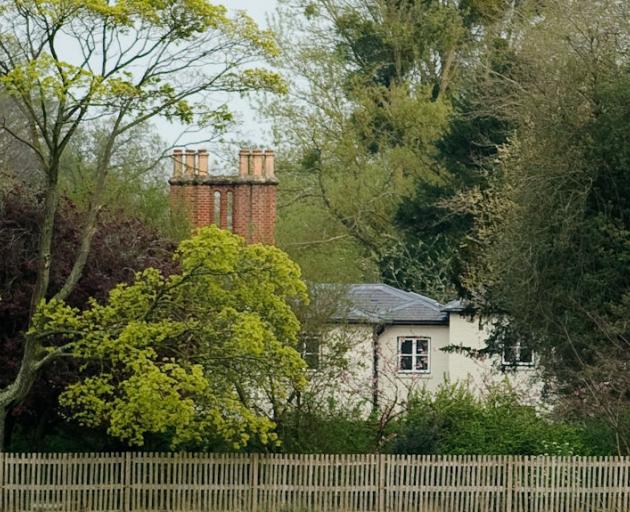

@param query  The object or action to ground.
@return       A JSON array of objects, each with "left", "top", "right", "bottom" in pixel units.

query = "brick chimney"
[{"left": 169, "top": 147, "right": 278, "bottom": 244}]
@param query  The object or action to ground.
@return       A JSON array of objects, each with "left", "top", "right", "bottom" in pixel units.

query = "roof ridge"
[{"left": 405, "top": 291, "right": 443, "bottom": 310}]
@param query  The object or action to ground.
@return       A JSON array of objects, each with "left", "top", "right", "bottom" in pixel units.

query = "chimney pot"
[
  {"left": 172, "top": 149, "right": 184, "bottom": 178},
  {"left": 252, "top": 148, "right": 264, "bottom": 178},
  {"left": 239, "top": 147, "right": 250, "bottom": 177},
  {"left": 197, "top": 149, "right": 209, "bottom": 177},
  {"left": 185, "top": 149, "right": 196, "bottom": 177},
  {"left": 263, "top": 149, "right": 275, "bottom": 179}
]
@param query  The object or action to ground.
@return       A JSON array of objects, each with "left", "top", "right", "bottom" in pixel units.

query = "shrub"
[
  {"left": 275, "top": 399, "right": 378, "bottom": 454},
  {"left": 389, "top": 381, "right": 586, "bottom": 455}
]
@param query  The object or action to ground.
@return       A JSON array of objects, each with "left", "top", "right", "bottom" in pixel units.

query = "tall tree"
[
  {"left": 381, "top": 35, "right": 517, "bottom": 300},
  {"left": 0, "top": 0, "right": 285, "bottom": 449},
  {"left": 267, "top": 0, "right": 520, "bottom": 291},
  {"left": 36, "top": 226, "right": 308, "bottom": 448},
  {"left": 0, "top": 189, "right": 177, "bottom": 449},
  {"left": 462, "top": 0, "right": 630, "bottom": 452}
]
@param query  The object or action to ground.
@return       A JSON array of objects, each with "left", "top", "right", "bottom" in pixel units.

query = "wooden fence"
[{"left": 1, "top": 453, "right": 630, "bottom": 511}]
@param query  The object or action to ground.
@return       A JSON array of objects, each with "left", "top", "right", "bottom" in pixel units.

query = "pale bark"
[
  {"left": 30, "top": 167, "right": 59, "bottom": 312},
  {"left": 0, "top": 334, "right": 41, "bottom": 451}
]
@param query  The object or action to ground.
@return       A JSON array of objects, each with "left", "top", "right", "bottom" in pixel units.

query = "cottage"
[
  {"left": 168, "top": 148, "right": 541, "bottom": 411},
  {"left": 305, "top": 284, "right": 541, "bottom": 412}
]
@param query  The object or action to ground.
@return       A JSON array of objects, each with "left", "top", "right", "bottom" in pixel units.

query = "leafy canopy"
[{"left": 30, "top": 226, "right": 308, "bottom": 448}]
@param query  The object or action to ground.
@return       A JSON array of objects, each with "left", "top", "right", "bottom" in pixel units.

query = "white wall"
[
  {"left": 313, "top": 315, "right": 544, "bottom": 413},
  {"left": 448, "top": 313, "right": 543, "bottom": 402},
  {"left": 375, "top": 324, "right": 451, "bottom": 407},
  {"left": 308, "top": 324, "right": 375, "bottom": 412}
]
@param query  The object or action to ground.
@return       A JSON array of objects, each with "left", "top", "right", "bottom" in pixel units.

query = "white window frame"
[
  {"left": 501, "top": 340, "right": 535, "bottom": 367},
  {"left": 397, "top": 336, "right": 431, "bottom": 374}
]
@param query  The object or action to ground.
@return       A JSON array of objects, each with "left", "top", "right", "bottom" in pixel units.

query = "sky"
[
  {"left": 223, "top": 0, "right": 278, "bottom": 22},
  {"left": 158, "top": 0, "right": 280, "bottom": 154}
]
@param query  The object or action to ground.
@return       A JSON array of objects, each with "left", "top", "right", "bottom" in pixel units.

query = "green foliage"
[
  {"left": 276, "top": 400, "right": 377, "bottom": 454},
  {"left": 59, "top": 122, "right": 189, "bottom": 239},
  {"left": 0, "top": 0, "right": 291, "bottom": 451},
  {"left": 30, "top": 226, "right": 309, "bottom": 448},
  {"left": 458, "top": 2, "right": 630, "bottom": 450},
  {"left": 0, "top": 0, "right": 284, "bottom": 126},
  {"left": 275, "top": 157, "right": 379, "bottom": 283},
  {"left": 390, "top": 382, "right": 585, "bottom": 456},
  {"left": 268, "top": 0, "right": 520, "bottom": 291}
]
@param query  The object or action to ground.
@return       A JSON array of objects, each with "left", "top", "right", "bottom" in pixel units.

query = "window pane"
[
  {"left": 416, "top": 339, "right": 428, "bottom": 354},
  {"left": 226, "top": 191, "right": 233, "bottom": 231},
  {"left": 213, "top": 191, "right": 221, "bottom": 225},
  {"left": 400, "top": 339, "right": 413, "bottom": 354},
  {"left": 400, "top": 355, "right": 413, "bottom": 371},
  {"left": 305, "top": 352, "right": 320, "bottom": 369},
  {"left": 305, "top": 336, "right": 320, "bottom": 354},
  {"left": 503, "top": 342, "right": 517, "bottom": 364},
  {"left": 415, "top": 355, "right": 428, "bottom": 371},
  {"left": 300, "top": 334, "right": 321, "bottom": 369},
  {"left": 518, "top": 344, "right": 533, "bottom": 364}
]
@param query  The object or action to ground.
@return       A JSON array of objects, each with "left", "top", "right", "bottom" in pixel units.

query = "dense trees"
[
  {"left": 0, "top": 190, "right": 177, "bottom": 449},
  {"left": 267, "top": 0, "right": 521, "bottom": 298},
  {"left": 3, "top": 0, "right": 630, "bottom": 454},
  {"left": 266, "top": 0, "right": 630, "bottom": 453},
  {"left": 0, "top": 0, "right": 286, "bottom": 449},
  {"left": 461, "top": 0, "right": 630, "bottom": 452}
]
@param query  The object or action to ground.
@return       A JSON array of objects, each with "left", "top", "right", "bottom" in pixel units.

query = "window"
[
  {"left": 398, "top": 337, "right": 430, "bottom": 373},
  {"left": 213, "top": 191, "right": 221, "bottom": 225},
  {"left": 502, "top": 340, "right": 534, "bottom": 367},
  {"left": 226, "top": 191, "right": 233, "bottom": 231},
  {"left": 300, "top": 334, "right": 321, "bottom": 370}
]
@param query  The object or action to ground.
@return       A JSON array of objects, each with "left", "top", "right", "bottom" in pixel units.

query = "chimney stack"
[{"left": 169, "top": 147, "right": 278, "bottom": 245}]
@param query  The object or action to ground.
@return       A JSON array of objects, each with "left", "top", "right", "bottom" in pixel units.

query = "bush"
[
  {"left": 389, "top": 381, "right": 586, "bottom": 455},
  {"left": 275, "top": 399, "right": 378, "bottom": 454}
]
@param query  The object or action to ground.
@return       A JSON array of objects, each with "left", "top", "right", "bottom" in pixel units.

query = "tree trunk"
[
  {"left": 0, "top": 334, "right": 40, "bottom": 452},
  {"left": 30, "top": 167, "right": 60, "bottom": 313}
]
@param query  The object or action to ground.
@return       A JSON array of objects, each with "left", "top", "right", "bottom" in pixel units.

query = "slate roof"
[
  {"left": 331, "top": 284, "right": 447, "bottom": 325},
  {"left": 441, "top": 299, "right": 468, "bottom": 312}
]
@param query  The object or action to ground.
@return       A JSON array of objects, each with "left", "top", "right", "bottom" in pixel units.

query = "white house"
[
  {"left": 166, "top": 149, "right": 541, "bottom": 411},
  {"left": 306, "top": 284, "right": 541, "bottom": 411}
]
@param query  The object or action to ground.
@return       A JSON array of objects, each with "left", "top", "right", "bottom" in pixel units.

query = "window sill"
[
  {"left": 397, "top": 370, "right": 432, "bottom": 376},
  {"left": 501, "top": 364, "right": 536, "bottom": 371}
]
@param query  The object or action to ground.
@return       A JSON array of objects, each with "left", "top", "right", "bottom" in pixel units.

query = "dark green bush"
[
  {"left": 389, "top": 381, "right": 587, "bottom": 455},
  {"left": 275, "top": 400, "right": 378, "bottom": 454}
]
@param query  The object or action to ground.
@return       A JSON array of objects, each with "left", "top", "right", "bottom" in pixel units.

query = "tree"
[
  {"left": 461, "top": 0, "right": 630, "bottom": 452},
  {"left": 0, "top": 188, "right": 177, "bottom": 449},
  {"left": 28, "top": 226, "right": 308, "bottom": 448},
  {"left": 267, "top": 0, "right": 521, "bottom": 291},
  {"left": 0, "top": 0, "right": 285, "bottom": 450}
]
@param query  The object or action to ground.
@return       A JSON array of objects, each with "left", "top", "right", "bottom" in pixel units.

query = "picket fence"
[{"left": 1, "top": 453, "right": 630, "bottom": 511}]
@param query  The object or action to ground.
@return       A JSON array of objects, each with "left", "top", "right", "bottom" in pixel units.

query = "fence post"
[
  {"left": 124, "top": 452, "right": 131, "bottom": 512},
  {"left": 505, "top": 456, "right": 513, "bottom": 512},
  {"left": 378, "top": 453, "right": 385, "bottom": 512},
  {"left": 250, "top": 453, "right": 259, "bottom": 512}
]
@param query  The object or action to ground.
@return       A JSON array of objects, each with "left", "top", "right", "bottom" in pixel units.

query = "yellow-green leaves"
[
  {"left": 36, "top": 226, "right": 309, "bottom": 448},
  {"left": 0, "top": 0, "right": 286, "bottom": 151}
]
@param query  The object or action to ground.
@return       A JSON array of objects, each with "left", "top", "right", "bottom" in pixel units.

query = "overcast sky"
[
  {"left": 158, "top": 0, "right": 280, "bottom": 152},
  {"left": 223, "top": 0, "right": 278, "bottom": 21}
]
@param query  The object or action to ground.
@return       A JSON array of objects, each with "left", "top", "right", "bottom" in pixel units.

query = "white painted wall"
[
  {"left": 375, "top": 324, "right": 450, "bottom": 407},
  {"left": 313, "top": 314, "right": 544, "bottom": 412},
  {"left": 308, "top": 324, "right": 375, "bottom": 411},
  {"left": 447, "top": 313, "right": 543, "bottom": 402}
]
